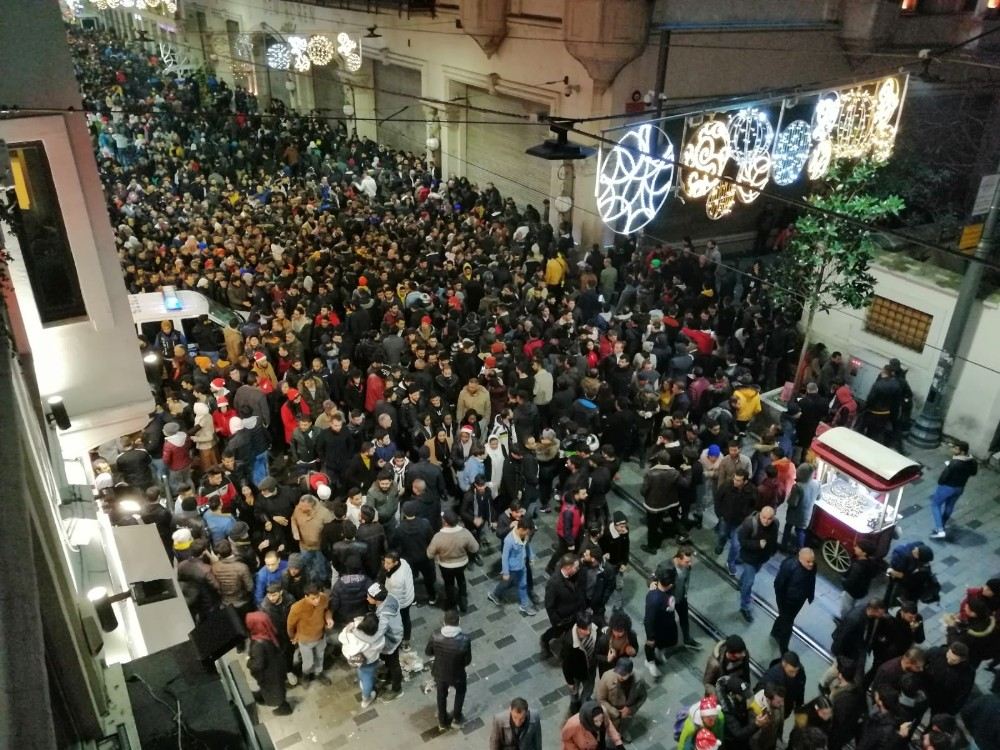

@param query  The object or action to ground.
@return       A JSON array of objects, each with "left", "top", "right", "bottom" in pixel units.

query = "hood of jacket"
[{"left": 165, "top": 431, "right": 189, "bottom": 447}]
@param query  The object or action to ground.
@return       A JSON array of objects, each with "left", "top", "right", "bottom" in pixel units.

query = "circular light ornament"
[
  {"left": 306, "top": 35, "right": 336, "bottom": 66},
  {"left": 833, "top": 88, "right": 876, "bottom": 159},
  {"left": 705, "top": 180, "right": 737, "bottom": 221},
  {"left": 681, "top": 119, "right": 731, "bottom": 199},
  {"left": 164, "top": 0, "right": 176, "bottom": 10},
  {"left": 735, "top": 153, "right": 771, "bottom": 205},
  {"left": 870, "top": 123, "right": 897, "bottom": 163},
  {"left": 234, "top": 33, "right": 254, "bottom": 60},
  {"left": 812, "top": 93, "right": 841, "bottom": 140},
  {"left": 337, "top": 33, "right": 362, "bottom": 72},
  {"left": 553, "top": 195, "right": 574, "bottom": 214},
  {"left": 596, "top": 123, "right": 675, "bottom": 235},
  {"left": 771, "top": 120, "right": 812, "bottom": 186},
  {"left": 807, "top": 138, "right": 833, "bottom": 180},
  {"left": 288, "top": 36, "right": 311, "bottom": 72},
  {"left": 266, "top": 43, "right": 291, "bottom": 70},
  {"left": 875, "top": 77, "right": 901, "bottom": 125},
  {"left": 727, "top": 107, "right": 774, "bottom": 167}
]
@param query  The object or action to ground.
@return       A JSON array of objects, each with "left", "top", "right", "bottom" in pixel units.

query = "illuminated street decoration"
[
  {"left": 705, "top": 180, "right": 737, "bottom": 220},
  {"left": 833, "top": 88, "right": 876, "bottom": 159},
  {"left": 266, "top": 43, "right": 292, "bottom": 71},
  {"left": 728, "top": 108, "right": 774, "bottom": 167},
  {"left": 234, "top": 33, "right": 254, "bottom": 60},
  {"left": 812, "top": 93, "right": 841, "bottom": 140},
  {"left": 597, "top": 75, "right": 906, "bottom": 232},
  {"left": 735, "top": 154, "right": 771, "bottom": 205},
  {"left": 337, "top": 33, "right": 363, "bottom": 73},
  {"left": 772, "top": 120, "right": 812, "bottom": 186},
  {"left": 807, "top": 138, "right": 833, "bottom": 180},
  {"left": 681, "top": 120, "right": 731, "bottom": 199},
  {"left": 596, "top": 124, "right": 675, "bottom": 234},
  {"left": 288, "top": 36, "right": 311, "bottom": 72},
  {"left": 307, "top": 35, "right": 336, "bottom": 66}
]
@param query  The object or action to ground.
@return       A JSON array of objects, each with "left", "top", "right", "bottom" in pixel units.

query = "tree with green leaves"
[{"left": 769, "top": 159, "right": 905, "bottom": 391}]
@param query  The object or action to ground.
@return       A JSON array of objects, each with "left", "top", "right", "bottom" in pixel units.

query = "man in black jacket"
[
  {"left": 713, "top": 469, "right": 758, "bottom": 574},
  {"left": 392, "top": 500, "right": 436, "bottom": 605},
  {"left": 736, "top": 506, "right": 779, "bottom": 623},
  {"left": 489, "top": 697, "right": 542, "bottom": 750},
  {"left": 771, "top": 548, "right": 816, "bottom": 652},
  {"left": 832, "top": 598, "right": 888, "bottom": 681},
  {"left": 560, "top": 611, "right": 600, "bottom": 714},
  {"left": 930, "top": 439, "right": 978, "bottom": 540},
  {"left": 924, "top": 643, "right": 975, "bottom": 716},
  {"left": 355, "top": 505, "right": 387, "bottom": 579},
  {"left": 757, "top": 651, "right": 806, "bottom": 715},
  {"left": 425, "top": 609, "right": 472, "bottom": 732},
  {"left": 541, "top": 554, "right": 583, "bottom": 658},
  {"left": 840, "top": 539, "right": 880, "bottom": 616}
]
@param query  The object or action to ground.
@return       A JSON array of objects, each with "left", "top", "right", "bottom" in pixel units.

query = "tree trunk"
[{"left": 792, "top": 294, "right": 819, "bottom": 399}]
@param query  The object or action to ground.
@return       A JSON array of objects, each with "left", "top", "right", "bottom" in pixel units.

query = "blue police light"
[{"left": 161, "top": 285, "right": 183, "bottom": 311}]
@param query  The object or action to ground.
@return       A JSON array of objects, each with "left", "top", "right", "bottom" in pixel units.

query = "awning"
[{"left": 812, "top": 427, "right": 922, "bottom": 491}]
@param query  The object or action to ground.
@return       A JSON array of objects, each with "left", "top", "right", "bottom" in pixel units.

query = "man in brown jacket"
[
  {"left": 286, "top": 583, "right": 332, "bottom": 685},
  {"left": 211, "top": 540, "right": 253, "bottom": 620},
  {"left": 291, "top": 494, "right": 333, "bottom": 586},
  {"left": 456, "top": 377, "right": 491, "bottom": 438},
  {"left": 426, "top": 510, "right": 480, "bottom": 613}
]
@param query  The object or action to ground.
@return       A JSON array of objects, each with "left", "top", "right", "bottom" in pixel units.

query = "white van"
[{"left": 128, "top": 289, "right": 247, "bottom": 350}]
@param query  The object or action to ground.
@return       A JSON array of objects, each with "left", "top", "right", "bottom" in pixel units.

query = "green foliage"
[{"left": 771, "top": 159, "right": 905, "bottom": 314}]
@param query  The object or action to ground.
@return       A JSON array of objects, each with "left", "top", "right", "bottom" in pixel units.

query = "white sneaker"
[
  {"left": 286, "top": 672, "right": 298, "bottom": 687},
  {"left": 360, "top": 691, "right": 377, "bottom": 709},
  {"left": 647, "top": 661, "right": 661, "bottom": 678},
  {"left": 930, "top": 529, "right": 947, "bottom": 540}
]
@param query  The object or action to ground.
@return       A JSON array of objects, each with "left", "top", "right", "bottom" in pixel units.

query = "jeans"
[
  {"left": 930, "top": 484, "right": 963, "bottom": 530},
  {"left": 492, "top": 568, "right": 530, "bottom": 607},
  {"left": 782, "top": 524, "right": 807, "bottom": 550},
  {"left": 298, "top": 638, "right": 326, "bottom": 676},
  {"left": 715, "top": 520, "right": 741, "bottom": 570},
  {"left": 439, "top": 564, "right": 468, "bottom": 610},
  {"left": 436, "top": 680, "right": 467, "bottom": 725},
  {"left": 252, "top": 452, "right": 270, "bottom": 485},
  {"left": 358, "top": 660, "right": 378, "bottom": 699},
  {"left": 299, "top": 549, "right": 329, "bottom": 587},
  {"left": 738, "top": 563, "right": 760, "bottom": 612}
]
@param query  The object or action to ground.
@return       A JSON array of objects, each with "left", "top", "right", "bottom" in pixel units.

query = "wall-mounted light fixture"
[
  {"left": 87, "top": 586, "right": 133, "bottom": 632},
  {"left": 46, "top": 395, "right": 71, "bottom": 430}
]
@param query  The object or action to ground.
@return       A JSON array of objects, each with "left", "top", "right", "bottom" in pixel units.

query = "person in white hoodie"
[
  {"left": 338, "top": 613, "right": 385, "bottom": 709},
  {"left": 191, "top": 402, "right": 219, "bottom": 468},
  {"left": 162, "top": 422, "right": 193, "bottom": 496},
  {"left": 380, "top": 551, "right": 415, "bottom": 650}
]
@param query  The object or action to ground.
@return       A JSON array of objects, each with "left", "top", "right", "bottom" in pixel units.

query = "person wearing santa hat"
[
  {"left": 212, "top": 395, "right": 234, "bottom": 439},
  {"left": 677, "top": 696, "right": 725, "bottom": 750},
  {"left": 251, "top": 351, "right": 278, "bottom": 393},
  {"left": 280, "top": 388, "right": 310, "bottom": 444}
]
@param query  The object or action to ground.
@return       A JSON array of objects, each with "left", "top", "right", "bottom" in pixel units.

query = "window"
[
  {"left": 864, "top": 296, "right": 932, "bottom": 352},
  {"left": 8, "top": 142, "right": 87, "bottom": 324}
]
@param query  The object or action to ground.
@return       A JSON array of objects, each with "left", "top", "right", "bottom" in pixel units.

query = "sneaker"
[
  {"left": 727, "top": 565, "right": 739, "bottom": 577},
  {"left": 437, "top": 723, "right": 452, "bottom": 732},
  {"left": 274, "top": 702, "right": 293, "bottom": 716},
  {"left": 519, "top": 606, "right": 538, "bottom": 616},
  {"left": 452, "top": 714, "right": 465, "bottom": 728},
  {"left": 487, "top": 591, "right": 502, "bottom": 606},
  {"left": 684, "top": 638, "right": 704, "bottom": 651},
  {"left": 402, "top": 642, "right": 413, "bottom": 652},
  {"left": 360, "top": 692, "right": 377, "bottom": 709},
  {"left": 286, "top": 672, "right": 299, "bottom": 687},
  {"left": 381, "top": 687, "right": 403, "bottom": 701},
  {"left": 538, "top": 506, "right": 552, "bottom": 514},
  {"left": 930, "top": 529, "right": 947, "bottom": 540},
  {"left": 740, "top": 608, "right": 755, "bottom": 623},
  {"left": 315, "top": 674, "right": 332, "bottom": 686},
  {"left": 647, "top": 660, "right": 661, "bottom": 678},
  {"left": 427, "top": 598, "right": 437, "bottom": 607}
]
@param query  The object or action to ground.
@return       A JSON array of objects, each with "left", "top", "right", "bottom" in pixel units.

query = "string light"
[
  {"left": 833, "top": 88, "right": 876, "bottom": 159},
  {"left": 870, "top": 123, "right": 897, "bottom": 163},
  {"left": 874, "top": 77, "right": 901, "bottom": 125},
  {"left": 337, "top": 32, "right": 363, "bottom": 73},
  {"left": 595, "top": 124, "right": 675, "bottom": 235},
  {"left": 807, "top": 138, "right": 833, "bottom": 180},
  {"left": 812, "top": 93, "right": 840, "bottom": 140},
  {"left": 727, "top": 107, "right": 774, "bottom": 167},
  {"left": 735, "top": 153, "right": 771, "bottom": 205},
  {"left": 771, "top": 120, "right": 812, "bottom": 186},
  {"left": 681, "top": 119, "right": 731, "bottom": 199},
  {"left": 705, "top": 180, "right": 737, "bottom": 220},
  {"left": 288, "top": 36, "right": 311, "bottom": 72},
  {"left": 306, "top": 35, "right": 336, "bottom": 66},
  {"left": 266, "top": 43, "right": 291, "bottom": 70},
  {"left": 233, "top": 33, "right": 254, "bottom": 60}
]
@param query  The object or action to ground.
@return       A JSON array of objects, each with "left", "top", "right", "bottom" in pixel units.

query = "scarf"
[
  {"left": 245, "top": 611, "right": 279, "bottom": 647},
  {"left": 573, "top": 624, "right": 597, "bottom": 660},
  {"left": 578, "top": 701, "right": 606, "bottom": 742}
]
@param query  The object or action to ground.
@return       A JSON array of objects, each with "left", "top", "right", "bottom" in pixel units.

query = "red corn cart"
[{"left": 808, "top": 426, "right": 923, "bottom": 573}]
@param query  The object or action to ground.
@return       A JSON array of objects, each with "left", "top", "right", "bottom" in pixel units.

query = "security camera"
[
  {"left": 563, "top": 84, "right": 574, "bottom": 97},
  {"left": 643, "top": 91, "right": 654, "bottom": 105}
]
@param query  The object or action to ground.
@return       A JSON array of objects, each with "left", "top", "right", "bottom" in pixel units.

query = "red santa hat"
[
  {"left": 253, "top": 351, "right": 267, "bottom": 363},
  {"left": 216, "top": 395, "right": 229, "bottom": 407},
  {"left": 460, "top": 425, "right": 475, "bottom": 434},
  {"left": 358, "top": 275, "right": 368, "bottom": 287},
  {"left": 484, "top": 355, "right": 497, "bottom": 369},
  {"left": 695, "top": 729, "right": 721, "bottom": 750},
  {"left": 210, "top": 377, "right": 226, "bottom": 391},
  {"left": 699, "top": 696, "right": 720, "bottom": 718},
  {"left": 286, "top": 388, "right": 300, "bottom": 400},
  {"left": 421, "top": 315, "right": 432, "bottom": 325}
]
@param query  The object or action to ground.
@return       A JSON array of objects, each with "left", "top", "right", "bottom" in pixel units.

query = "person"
[
  {"left": 716, "top": 674, "right": 755, "bottom": 750},
  {"left": 840, "top": 540, "right": 880, "bottom": 617},
  {"left": 426, "top": 510, "right": 479, "bottom": 613},
  {"left": 678, "top": 695, "right": 725, "bottom": 750},
  {"left": 703, "top": 635, "right": 751, "bottom": 694},
  {"left": 771, "top": 548, "right": 816, "bottom": 653},
  {"left": 870, "top": 603, "right": 924, "bottom": 674},
  {"left": 916, "top": 644, "right": 975, "bottom": 716},
  {"left": 600, "top": 512, "right": 630, "bottom": 577},
  {"left": 393, "top": 500, "right": 437, "bottom": 605},
  {"left": 366, "top": 582, "right": 404, "bottom": 699},
  {"left": 549, "top": 485, "right": 587, "bottom": 572},
  {"left": 260, "top": 582, "right": 298, "bottom": 685},
  {"left": 291, "top": 494, "right": 333, "bottom": 587},
  {"left": 488, "top": 519, "right": 537, "bottom": 616},
  {"left": 856, "top": 686, "right": 902, "bottom": 750},
  {"left": 596, "top": 657, "right": 647, "bottom": 742},
  {"left": 595, "top": 611, "right": 639, "bottom": 677},
  {"left": 736, "top": 506, "right": 779, "bottom": 623},
  {"left": 425, "top": 609, "right": 472, "bottom": 732},
  {"left": 644, "top": 567, "right": 677, "bottom": 678},
  {"left": 542, "top": 554, "right": 583, "bottom": 658},
  {"left": 560, "top": 701, "right": 623, "bottom": 750},
  {"left": 490, "top": 697, "right": 542, "bottom": 750},
  {"left": 871, "top": 646, "right": 926, "bottom": 697},
  {"left": 748, "top": 685, "right": 786, "bottom": 750},
  {"left": 211, "top": 539, "right": 254, "bottom": 622},
  {"left": 245, "top": 612, "right": 293, "bottom": 716},
  {"left": 757, "top": 651, "right": 806, "bottom": 715},
  {"left": 714, "top": 468, "right": 758, "bottom": 575},
  {"left": 654, "top": 545, "right": 701, "bottom": 650},
  {"left": 254, "top": 549, "right": 288, "bottom": 606},
  {"left": 561, "top": 612, "right": 600, "bottom": 714},
  {"left": 286, "top": 582, "right": 333, "bottom": 686},
  {"left": 782, "top": 464, "right": 819, "bottom": 552},
  {"left": 887, "top": 541, "right": 935, "bottom": 605},
  {"left": 379, "top": 551, "right": 415, "bottom": 651},
  {"left": 338, "top": 613, "right": 385, "bottom": 709},
  {"left": 831, "top": 598, "right": 887, "bottom": 681},
  {"left": 929, "top": 439, "right": 978, "bottom": 539}
]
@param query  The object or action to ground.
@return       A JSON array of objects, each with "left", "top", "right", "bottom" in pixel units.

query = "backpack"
[
  {"left": 673, "top": 707, "right": 691, "bottom": 741},
  {"left": 919, "top": 572, "right": 941, "bottom": 604}
]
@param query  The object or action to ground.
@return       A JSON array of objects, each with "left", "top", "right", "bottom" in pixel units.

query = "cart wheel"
[{"left": 822, "top": 540, "right": 851, "bottom": 573}]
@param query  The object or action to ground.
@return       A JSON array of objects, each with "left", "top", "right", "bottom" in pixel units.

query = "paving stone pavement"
[{"left": 249, "top": 440, "right": 998, "bottom": 748}]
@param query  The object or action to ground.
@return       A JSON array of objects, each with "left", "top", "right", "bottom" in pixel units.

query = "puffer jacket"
[
  {"left": 640, "top": 463, "right": 688, "bottom": 512},
  {"left": 211, "top": 556, "right": 253, "bottom": 607},
  {"left": 382, "top": 559, "right": 415, "bottom": 608},
  {"left": 733, "top": 385, "right": 762, "bottom": 423},
  {"left": 425, "top": 625, "right": 472, "bottom": 683},
  {"left": 339, "top": 618, "right": 385, "bottom": 666},
  {"left": 330, "top": 573, "right": 372, "bottom": 623}
]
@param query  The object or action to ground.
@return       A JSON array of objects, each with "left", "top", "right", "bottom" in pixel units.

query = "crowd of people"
[{"left": 71, "top": 26, "right": 1000, "bottom": 750}]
